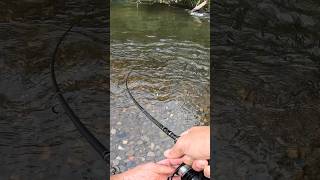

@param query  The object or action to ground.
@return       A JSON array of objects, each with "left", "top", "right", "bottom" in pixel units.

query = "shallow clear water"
[{"left": 110, "top": 2, "right": 210, "bottom": 172}]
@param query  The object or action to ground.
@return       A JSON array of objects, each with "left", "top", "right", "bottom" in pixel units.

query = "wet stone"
[
  {"left": 119, "top": 165, "right": 126, "bottom": 172},
  {"left": 118, "top": 145, "right": 125, "bottom": 150},
  {"left": 111, "top": 128, "right": 116, "bottom": 135},
  {"left": 116, "top": 132, "right": 127, "bottom": 138},
  {"left": 159, "top": 132, "right": 167, "bottom": 138},
  {"left": 156, "top": 151, "right": 161, "bottom": 157},
  {"left": 147, "top": 152, "right": 155, "bottom": 157},
  {"left": 126, "top": 150, "right": 134, "bottom": 156},
  {"left": 141, "top": 136, "right": 150, "bottom": 142},
  {"left": 150, "top": 143, "right": 155, "bottom": 150},
  {"left": 113, "top": 159, "right": 119, "bottom": 166}
]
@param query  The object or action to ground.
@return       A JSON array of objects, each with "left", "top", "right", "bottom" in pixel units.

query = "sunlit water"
[{"left": 110, "top": 2, "right": 210, "bottom": 172}]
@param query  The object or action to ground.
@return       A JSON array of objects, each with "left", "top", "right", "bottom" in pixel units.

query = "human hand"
[
  {"left": 110, "top": 159, "right": 183, "bottom": 180},
  {"left": 164, "top": 126, "right": 210, "bottom": 177}
]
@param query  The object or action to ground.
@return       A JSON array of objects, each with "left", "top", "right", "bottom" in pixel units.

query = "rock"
[
  {"left": 159, "top": 132, "right": 167, "bottom": 138},
  {"left": 116, "top": 156, "right": 122, "bottom": 160},
  {"left": 150, "top": 143, "right": 155, "bottom": 150},
  {"left": 118, "top": 145, "right": 125, "bottom": 150},
  {"left": 119, "top": 165, "right": 126, "bottom": 172},
  {"left": 117, "top": 121, "right": 122, "bottom": 125},
  {"left": 147, "top": 152, "right": 155, "bottom": 157},
  {"left": 126, "top": 150, "right": 134, "bottom": 156},
  {"left": 137, "top": 140, "right": 143, "bottom": 145},
  {"left": 122, "top": 140, "right": 128, "bottom": 144},
  {"left": 141, "top": 136, "right": 150, "bottom": 142},
  {"left": 156, "top": 151, "right": 161, "bottom": 157},
  {"left": 116, "top": 132, "right": 127, "bottom": 138},
  {"left": 113, "top": 159, "right": 119, "bottom": 166},
  {"left": 111, "top": 128, "right": 116, "bottom": 135}
]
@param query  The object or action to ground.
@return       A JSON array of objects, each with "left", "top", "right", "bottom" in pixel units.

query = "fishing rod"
[
  {"left": 125, "top": 72, "right": 210, "bottom": 180},
  {"left": 125, "top": 71, "right": 180, "bottom": 142},
  {"left": 50, "top": 21, "right": 109, "bottom": 163}
]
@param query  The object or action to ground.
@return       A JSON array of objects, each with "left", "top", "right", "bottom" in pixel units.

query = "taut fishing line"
[{"left": 126, "top": 72, "right": 210, "bottom": 180}]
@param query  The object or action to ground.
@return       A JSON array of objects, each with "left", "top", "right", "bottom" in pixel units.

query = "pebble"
[
  {"left": 118, "top": 145, "right": 125, "bottom": 150},
  {"left": 122, "top": 140, "right": 128, "bottom": 144},
  {"left": 147, "top": 152, "right": 155, "bottom": 157},
  {"left": 117, "top": 121, "right": 122, "bottom": 125},
  {"left": 159, "top": 132, "right": 167, "bottom": 138},
  {"left": 116, "top": 156, "right": 122, "bottom": 160},
  {"left": 156, "top": 151, "right": 162, "bottom": 157},
  {"left": 113, "top": 159, "right": 119, "bottom": 166},
  {"left": 170, "top": 114, "right": 174, "bottom": 117},
  {"left": 126, "top": 150, "right": 134, "bottom": 156},
  {"left": 119, "top": 165, "right": 125, "bottom": 172},
  {"left": 111, "top": 128, "right": 116, "bottom": 135},
  {"left": 116, "top": 132, "right": 127, "bottom": 138},
  {"left": 150, "top": 143, "right": 155, "bottom": 150},
  {"left": 137, "top": 140, "right": 143, "bottom": 145},
  {"left": 141, "top": 136, "right": 150, "bottom": 142}
]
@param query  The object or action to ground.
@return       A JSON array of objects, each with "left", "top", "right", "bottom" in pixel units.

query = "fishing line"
[{"left": 50, "top": 9, "right": 109, "bottom": 164}]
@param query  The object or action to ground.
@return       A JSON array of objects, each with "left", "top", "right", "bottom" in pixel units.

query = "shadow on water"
[
  {"left": 212, "top": 0, "right": 320, "bottom": 179},
  {"left": 110, "top": 2, "right": 210, "bottom": 172},
  {"left": 0, "top": 0, "right": 108, "bottom": 179}
]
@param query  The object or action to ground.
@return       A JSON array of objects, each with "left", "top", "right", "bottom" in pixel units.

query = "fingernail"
[
  {"left": 164, "top": 149, "right": 170, "bottom": 157},
  {"left": 204, "top": 165, "right": 210, "bottom": 178}
]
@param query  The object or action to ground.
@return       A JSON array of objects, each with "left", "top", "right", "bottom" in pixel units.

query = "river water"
[
  {"left": 212, "top": 0, "right": 320, "bottom": 179},
  {"left": 110, "top": 2, "right": 210, "bottom": 173},
  {"left": 0, "top": 0, "right": 108, "bottom": 179}
]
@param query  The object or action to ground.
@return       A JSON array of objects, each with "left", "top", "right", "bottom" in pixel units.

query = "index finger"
[
  {"left": 149, "top": 164, "right": 176, "bottom": 174},
  {"left": 157, "top": 158, "right": 184, "bottom": 166}
]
